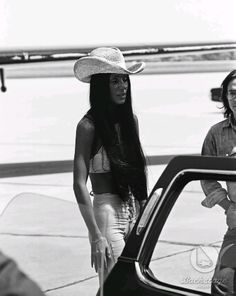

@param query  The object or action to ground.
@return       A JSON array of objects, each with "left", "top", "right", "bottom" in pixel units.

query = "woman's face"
[
  {"left": 109, "top": 74, "right": 129, "bottom": 105},
  {"left": 227, "top": 77, "right": 236, "bottom": 117}
]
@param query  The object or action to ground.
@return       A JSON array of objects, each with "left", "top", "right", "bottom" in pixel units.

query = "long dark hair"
[
  {"left": 221, "top": 70, "right": 236, "bottom": 118},
  {"left": 88, "top": 73, "right": 147, "bottom": 201}
]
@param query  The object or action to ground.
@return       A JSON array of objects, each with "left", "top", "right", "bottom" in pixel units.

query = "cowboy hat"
[{"left": 74, "top": 47, "right": 145, "bottom": 83}]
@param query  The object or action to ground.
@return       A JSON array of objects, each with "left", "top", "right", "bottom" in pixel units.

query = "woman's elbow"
[
  {"left": 73, "top": 182, "right": 79, "bottom": 194},
  {"left": 73, "top": 181, "right": 83, "bottom": 196},
  {"left": 73, "top": 181, "right": 88, "bottom": 204}
]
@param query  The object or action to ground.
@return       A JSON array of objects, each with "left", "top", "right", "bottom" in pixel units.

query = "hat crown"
[
  {"left": 90, "top": 47, "right": 125, "bottom": 66},
  {"left": 74, "top": 46, "right": 144, "bottom": 83}
]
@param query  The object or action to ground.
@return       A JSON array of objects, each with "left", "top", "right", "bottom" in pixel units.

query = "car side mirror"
[{"left": 210, "top": 87, "right": 222, "bottom": 102}]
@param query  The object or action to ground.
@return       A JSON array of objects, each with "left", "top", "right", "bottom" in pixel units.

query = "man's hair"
[{"left": 221, "top": 70, "right": 236, "bottom": 118}]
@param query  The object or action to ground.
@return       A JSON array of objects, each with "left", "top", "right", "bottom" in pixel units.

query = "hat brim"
[{"left": 74, "top": 56, "right": 145, "bottom": 83}]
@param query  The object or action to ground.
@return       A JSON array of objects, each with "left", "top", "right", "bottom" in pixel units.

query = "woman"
[
  {"left": 73, "top": 47, "right": 148, "bottom": 285},
  {"left": 201, "top": 70, "right": 236, "bottom": 294}
]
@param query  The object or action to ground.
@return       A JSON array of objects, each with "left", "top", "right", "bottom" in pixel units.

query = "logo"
[{"left": 190, "top": 246, "right": 219, "bottom": 273}]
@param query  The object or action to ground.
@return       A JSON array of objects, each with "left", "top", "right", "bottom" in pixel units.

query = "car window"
[{"left": 149, "top": 180, "right": 227, "bottom": 294}]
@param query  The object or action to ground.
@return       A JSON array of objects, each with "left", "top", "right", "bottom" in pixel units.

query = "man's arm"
[{"left": 0, "top": 251, "right": 45, "bottom": 296}]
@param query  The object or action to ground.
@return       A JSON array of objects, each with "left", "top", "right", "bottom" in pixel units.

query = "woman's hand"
[
  {"left": 226, "top": 202, "right": 236, "bottom": 230},
  {"left": 91, "top": 237, "right": 112, "bottom": 272},
  {"left": 139, "top": 199, "right": 147, "bottom": 213}
]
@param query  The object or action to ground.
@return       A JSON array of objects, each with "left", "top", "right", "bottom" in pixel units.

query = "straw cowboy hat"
[{"left": 74, "top": 47, "right": 145, "bottom": 83}]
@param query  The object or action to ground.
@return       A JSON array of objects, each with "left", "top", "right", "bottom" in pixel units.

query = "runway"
[
  {"left": 0, "top": 164, "right": 229, "bottom": 295},
  {"left": 0, "top": 166, "right": 167, "bottom": 295}
]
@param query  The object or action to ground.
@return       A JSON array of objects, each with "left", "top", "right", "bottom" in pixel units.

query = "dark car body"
[{"left": 99, "top": 155, "right": 236, "bottom": 296}]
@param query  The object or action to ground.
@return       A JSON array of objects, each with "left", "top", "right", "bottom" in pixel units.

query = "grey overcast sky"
[{"left": 0, "top": 0, "right": 236, "bottom": 50}]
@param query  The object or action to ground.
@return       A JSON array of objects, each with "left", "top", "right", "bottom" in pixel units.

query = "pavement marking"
[
  {"left": 0, "top": 181, "right": 72, "bottom": 187},
  {"left": 0, "top": 160, "right": 73, "bottom": 178},
  {"left": 151, "top": 247, "right": 196, "bottom": 262},
  {"left": 43, "top": 275, "right": 98, "bottom": 293},
  {"left": 151, "top": 240, "right": 222, "bottom": 262},
  {"left": 0, "top": 232, "right": 87, "bottom": 238},
  {"left": 158, "top": 239, "right": 222, "bottom": 247}
]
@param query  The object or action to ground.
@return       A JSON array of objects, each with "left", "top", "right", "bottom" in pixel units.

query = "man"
[{"left": 0, "top": 250, "right": 45, "bottom": 296}]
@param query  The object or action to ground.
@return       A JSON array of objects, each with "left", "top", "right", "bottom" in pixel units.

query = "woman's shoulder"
[
  {"left": 76, "top": 114, "right": 95, "bottom": 134},
  {"left": 133, "top": 113, "right": 138, "bottom": 122}
]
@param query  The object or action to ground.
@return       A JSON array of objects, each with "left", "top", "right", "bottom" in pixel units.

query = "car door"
[{"left": 102, "top": 155, "right": 236, "bottom": 296}]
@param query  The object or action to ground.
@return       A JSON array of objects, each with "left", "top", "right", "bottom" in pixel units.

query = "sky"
[{"left": 0, "top": 0, "right": 236, "bottom": 50}]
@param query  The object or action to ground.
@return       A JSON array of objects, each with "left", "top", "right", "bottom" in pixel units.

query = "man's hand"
[
  {"left": 201, "top": 188, "right": 228, "bottom": 208},
  {"left": 226, "top": 202, "right": 236, "bottom": 230}
]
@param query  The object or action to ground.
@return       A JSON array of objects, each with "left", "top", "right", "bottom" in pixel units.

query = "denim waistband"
[{"left": 93, "top": 193, "right": 128, "bottom": 206}]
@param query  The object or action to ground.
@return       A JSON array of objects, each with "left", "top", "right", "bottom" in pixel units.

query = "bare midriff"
[{"left": 89, "top": 172, "right": 118, "bottom": 194}]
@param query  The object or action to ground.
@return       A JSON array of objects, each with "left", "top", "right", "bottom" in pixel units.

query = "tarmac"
[
  {"left": 0, "top": 163, "right": 229, "bottom": 295},
  {"left": 0, "top": 71, "right": 229, "bottom": 295},
  {"left": 0, "top": 165, "right": 167, "bottom": 295}
]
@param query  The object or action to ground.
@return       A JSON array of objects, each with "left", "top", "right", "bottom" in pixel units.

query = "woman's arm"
[
  {"left": 73, "top": 119, "right": 102, "bottom": 241},
  {"left": 73, "top": 118, "right": 112, "bottom": 271},
  {"left": 134, "top": 114, "right": 139, "bottom": 136}
]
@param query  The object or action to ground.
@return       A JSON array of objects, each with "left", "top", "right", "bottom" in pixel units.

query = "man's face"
[{"left": 227, "top": 78, "right": 236, "bottom": 117}]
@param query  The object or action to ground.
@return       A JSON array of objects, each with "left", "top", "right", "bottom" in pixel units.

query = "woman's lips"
[{"left": 117, "top": 91, "right": 127, "bottom": 97}]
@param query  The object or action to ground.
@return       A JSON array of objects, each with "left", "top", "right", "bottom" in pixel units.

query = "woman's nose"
[{"left": 118, "top": 79, "right": 127, "bottom": 88}]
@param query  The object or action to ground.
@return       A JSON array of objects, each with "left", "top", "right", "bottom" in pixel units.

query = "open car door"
[{"left": 102, "top": 155, "right": 236, "bottom": 296}]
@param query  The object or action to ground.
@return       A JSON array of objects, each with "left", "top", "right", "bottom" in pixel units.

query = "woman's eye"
[{"left": 110, "top": 77, "right": 128, "bottom": 85}]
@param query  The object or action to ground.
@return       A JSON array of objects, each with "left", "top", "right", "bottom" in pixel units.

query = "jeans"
[
  {"left": 212, "top": 228, "right": 236, "bottom": 294},
  {"left": 92, "top": 193, "right": 137, "bottom": 282}
]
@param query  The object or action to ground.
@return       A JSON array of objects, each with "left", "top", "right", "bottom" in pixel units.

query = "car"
[{"left": 100, "top": 155, "right": 236, "bottom": 296}]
